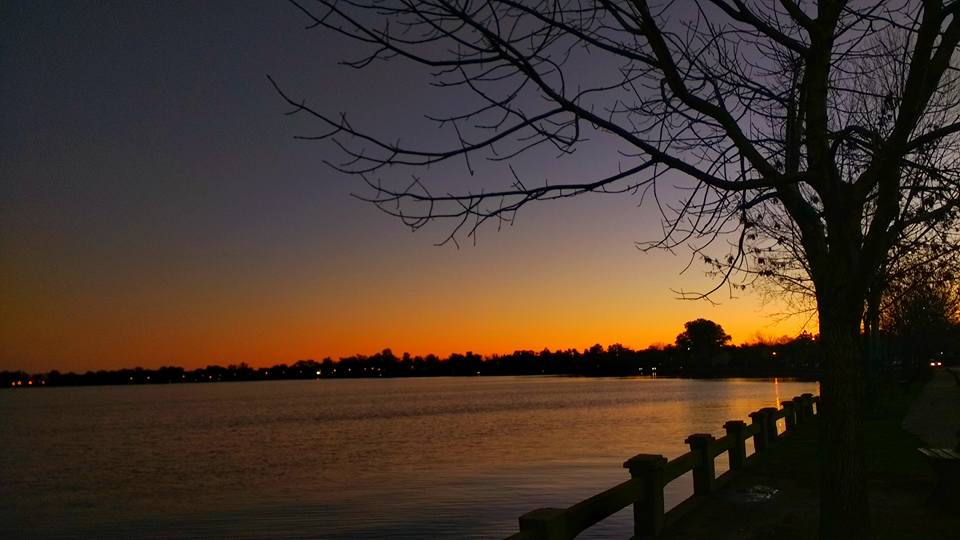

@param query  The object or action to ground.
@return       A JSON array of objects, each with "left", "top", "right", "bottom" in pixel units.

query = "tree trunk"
[
  {"left": 863, "top": 281, "right": 883, "bottom": 413},
  {"left": 818, "top": 298, "right": 871, "bottom": 539}
]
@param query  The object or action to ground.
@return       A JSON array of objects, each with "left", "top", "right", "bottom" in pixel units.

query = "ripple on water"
[{"left": 0, "top": 376, "right": 817, "bottom": 538}]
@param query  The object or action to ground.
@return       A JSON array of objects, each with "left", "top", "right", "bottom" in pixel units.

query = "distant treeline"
[{"left": 2, "top": 337, "right": 823, "bottom": 388}]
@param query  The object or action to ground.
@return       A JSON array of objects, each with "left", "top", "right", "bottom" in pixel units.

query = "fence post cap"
[
  {"left": 723, "top": 419, "right": 747, "bottom": 430},
  {"left": 781, "top": 400, "right": 796, "bottom": 408},
  {"left": 800, "top": 393, "right": 814, "bottom": 399},
  {"left": 684, "top": 433, "right": 716, "bottom": 447},
  {"left": 623, "top": 453, "right": 667, "bottom": 471}
]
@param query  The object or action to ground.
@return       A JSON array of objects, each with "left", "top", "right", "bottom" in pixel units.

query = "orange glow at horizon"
[
  {"left": 1, "top": 304, "right": 808, "bottom": 373},
  {"left": 2, "top": 203, "right": 812, "bottom": 373}
]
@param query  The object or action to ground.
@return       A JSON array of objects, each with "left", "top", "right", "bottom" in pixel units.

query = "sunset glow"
[{"left": 0, "top": 2, "right": 808, "bottom": 374}]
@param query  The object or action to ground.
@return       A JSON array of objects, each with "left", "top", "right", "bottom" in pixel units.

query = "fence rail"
[{"left": 505, "top": 392, "right": 819, "bottom": 540}]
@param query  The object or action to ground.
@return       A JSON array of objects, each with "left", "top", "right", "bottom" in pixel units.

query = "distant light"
[{"left": 316, "top": 370, "right": 321, "bottom": 375}]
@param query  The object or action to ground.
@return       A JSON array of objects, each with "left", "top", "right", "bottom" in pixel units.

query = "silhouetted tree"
[
  {"left": 675, "top": 319, "right": 731, "bottom": 369},
  {"left": 276, "top": 3, "right": 960, "bottom": 534},
  {"left": 884, "top": 266, "right": 960, "bottom": 371},
  {"left": 5, "top": 336, "right": 826, "bottom": 388}
]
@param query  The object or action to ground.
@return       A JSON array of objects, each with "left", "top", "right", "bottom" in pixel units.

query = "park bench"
[{"left": 918, "top": 447, "right": 960, "bottom": 507}]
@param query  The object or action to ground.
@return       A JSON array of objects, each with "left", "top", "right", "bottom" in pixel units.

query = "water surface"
[{"left": 0, "top": 376, "right": 817, "bottom": 538}]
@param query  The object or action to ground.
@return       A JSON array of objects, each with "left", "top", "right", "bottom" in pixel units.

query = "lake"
[{"left": 0, "top": 376, "right": 817, "bottom": 538}]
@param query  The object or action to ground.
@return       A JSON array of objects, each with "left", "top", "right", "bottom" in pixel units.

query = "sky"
[{"left": 0, "top": 1, "right": 809, "bottom": 373}]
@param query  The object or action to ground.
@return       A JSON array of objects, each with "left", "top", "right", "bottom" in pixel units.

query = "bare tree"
[
  {"left": 274, "top": 1, "right": 960, "bottom": 537},
  {"left": 730, "top": 164, "right": 960, "bottom": 336},
  {"left": 866, "top": 218, "right": 960, "bottom": 334},
  {"left": 880, "top": 248, "right": 960, "bottom": 365}
]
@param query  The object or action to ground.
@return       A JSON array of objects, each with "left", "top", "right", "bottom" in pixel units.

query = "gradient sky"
[{"left": 1, "top": 1, "right": 809, "bottom": 373}]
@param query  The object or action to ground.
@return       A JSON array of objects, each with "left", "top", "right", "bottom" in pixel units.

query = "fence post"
[
  {"left": 623, "top": 454, "right": 667, "bottom": 539},
  {"left": 518, "top": 508, "right": 567, "bottom": 540},
  {"left": 723, "top": 420, "right": 747, "bottom": 470},
  {"left": 781, "top": 400, "right": 797, "bottom": 432},
  {"left": 760, "top": 407, "right": 780, "bottom": 442},
  {"left": 684, "top": 433, "right": 717, "bottom": 495},
  {"left": 800, "top": 393, "right": 815, "bottom": 422},
  {"left": 792, "top": 396, "right": 808, "bottom": 426},
  {"left": 749, "top": 409, "right": 770, "bottom": 453}
]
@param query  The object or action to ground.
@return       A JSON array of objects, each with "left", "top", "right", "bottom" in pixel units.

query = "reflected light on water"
[{"left": 0, "top": 376, "right": 818, "bottom": 539}]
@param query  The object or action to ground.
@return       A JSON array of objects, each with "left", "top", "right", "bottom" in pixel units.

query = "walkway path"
[{"left": 902, "top": 368, "right": 960, "bottom": 448}]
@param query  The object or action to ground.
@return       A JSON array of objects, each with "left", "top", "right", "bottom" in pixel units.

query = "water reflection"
[{"left": 0, "top": 377, "right": 817, "bottom": 538}]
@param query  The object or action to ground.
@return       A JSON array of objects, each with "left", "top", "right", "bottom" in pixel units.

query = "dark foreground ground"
[{"left": 658, "top": 369, "right": 960, "bottom": 540}]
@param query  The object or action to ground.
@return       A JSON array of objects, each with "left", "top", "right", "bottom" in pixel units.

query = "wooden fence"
[{"left": 505, "top": 392, "right": 819, "bottom": 540}]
